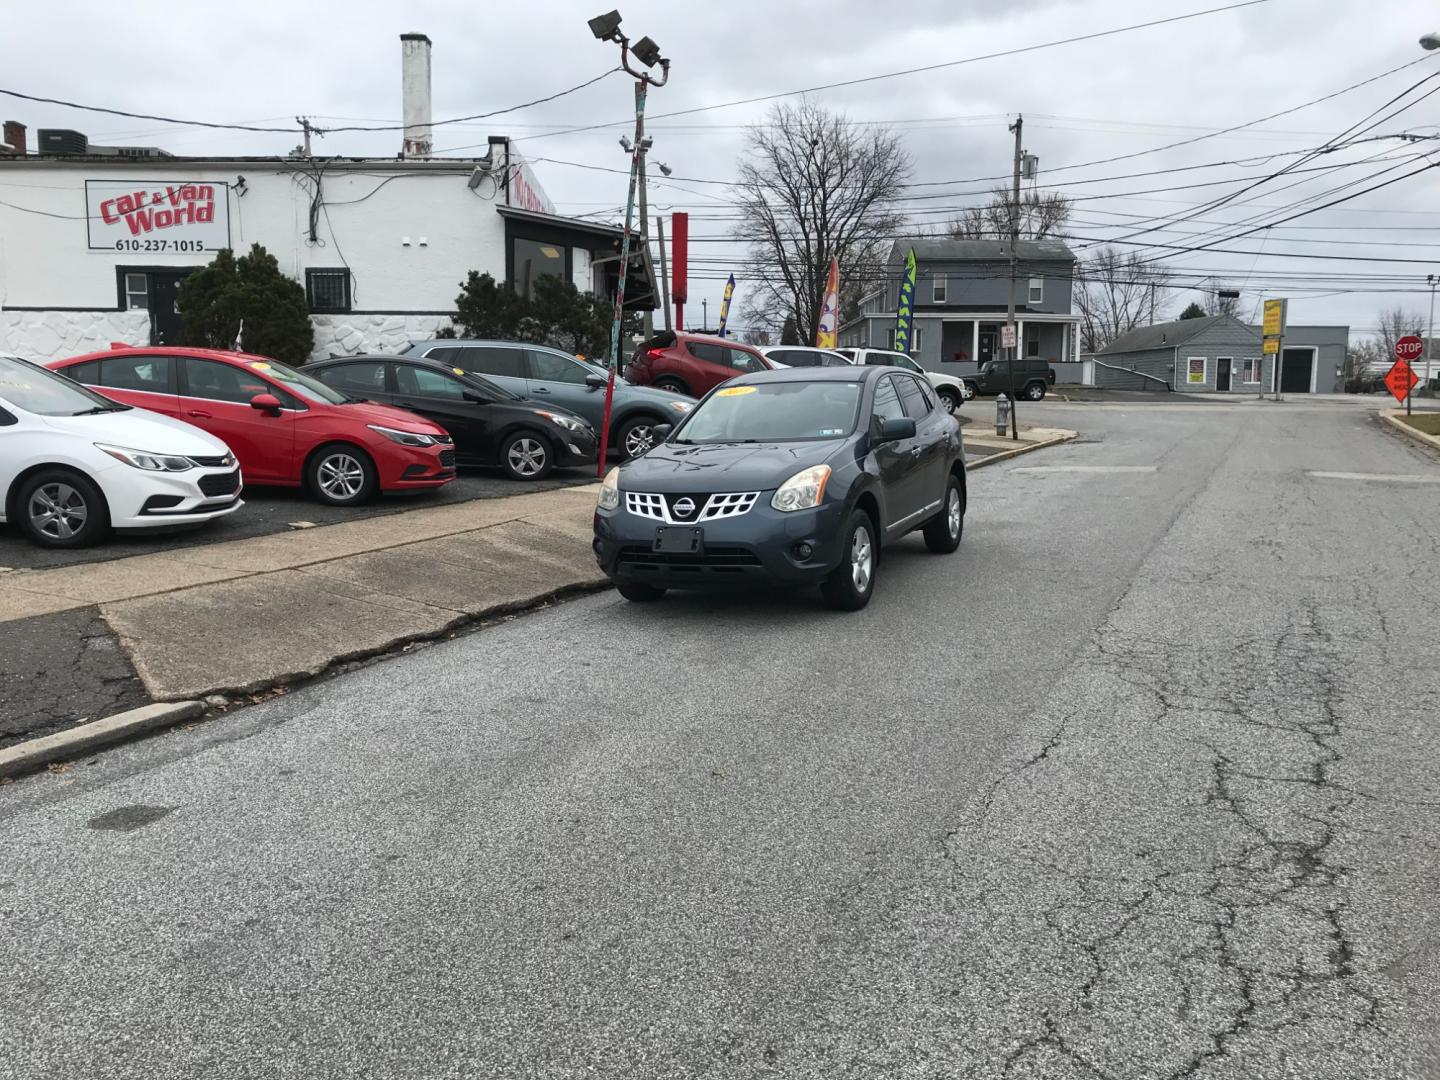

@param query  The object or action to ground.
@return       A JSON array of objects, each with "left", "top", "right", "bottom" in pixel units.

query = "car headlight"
[
  {"left": 667, "top": 401, "right": 693, "bottom": 414},
  {"left": 771, "top": 464, "right": 831, "bottom": 512},
  {"left": 598, "top": 466, "right": 621, "bottom": 510},
  {"left": 368, "top": 424, "right": 438, "bottom": 447},
  {"left": 95, "top": 444, "right": 195, "bottom": 472},
  {"left": 534, "top": 410, "right": 587, "bottom": 433}
]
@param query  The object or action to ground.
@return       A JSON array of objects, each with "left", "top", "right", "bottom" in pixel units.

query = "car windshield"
[
  {"left": 673, "top": 380, "right": 862, "bottom": 444},
  {"left": 0, "top": 355, "right": 128, "bottom": 416},
  {"left": 244, "top": 357, "right": 350, "bottom": 405},
  {"left": 896, "top": 355, "right": 924, "bottom": 373}
]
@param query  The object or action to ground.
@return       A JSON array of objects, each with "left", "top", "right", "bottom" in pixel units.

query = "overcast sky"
[{"left": 6, "top": 0, "right": 1440, "bottom": 340}]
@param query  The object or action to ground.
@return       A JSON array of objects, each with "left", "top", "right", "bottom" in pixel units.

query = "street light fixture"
[
  {"left": 589, "top": 8, "right": 672, "bottom": 475},
  {"left": 1421, "top": 31, "right": 1440, "bottom": 50},
  {"left": 658, "top": 162, "right": 672, "bottom": 177}
]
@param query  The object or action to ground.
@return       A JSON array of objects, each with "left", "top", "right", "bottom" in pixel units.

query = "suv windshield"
[
  {"left": 0, "top": 355, "right": 128, "bottom": 416},
  {"left": 674, "top": 380, "right": 862, "bottom": 444}
]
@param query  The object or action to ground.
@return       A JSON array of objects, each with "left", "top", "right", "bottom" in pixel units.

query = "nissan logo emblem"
[{"left": 673, "top": 497, "right": 697, "bottom": 518}]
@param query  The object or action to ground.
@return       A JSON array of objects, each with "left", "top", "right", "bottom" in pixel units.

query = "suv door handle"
[
  {"left": 532, "top": 387, "right": 551, "bottom": 394},
  {"left": 910, "top": 445, "right": 923, "bottom": 457},
  {"left": 187, "top": 409, "right": 212, "bottom": 419}
]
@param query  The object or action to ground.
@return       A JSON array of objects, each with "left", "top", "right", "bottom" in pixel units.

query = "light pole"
[{"left": 588, "top": 9, "right": 670, "bottom": 476}]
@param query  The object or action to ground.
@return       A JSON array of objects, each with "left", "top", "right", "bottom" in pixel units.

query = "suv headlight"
[
  {"left": 667, "top": 401, "right": 693, "bottom": 414},
  {"left": 771, "top": 464, "right": 831, "bottom": 512},
  {"left": 535, "top": 410, "right": 587, "bottom": 433},
  {"left": 368, "top": 424, "right": 438, "bottom": 447},
  {"left": 95, "top": 444, "right": 195, "bottom": 472},
  {"left": 598, "top": 467, "right": 620, "bottom": 510}
]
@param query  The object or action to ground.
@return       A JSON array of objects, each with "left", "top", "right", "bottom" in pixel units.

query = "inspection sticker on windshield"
[
  {"left": 249, "top": 362, "right": 271, "bottom": 371},
  {"left": 453, "top": 367, "right": 467, "bottom": 376},
  {"left": 716, "top": 385, "right": 757, "bottom": 397}
]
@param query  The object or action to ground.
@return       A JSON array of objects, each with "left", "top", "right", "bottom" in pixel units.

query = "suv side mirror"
[
  {"left": 652, "top": 423, "right": 673, "bottom": 441},
  {"left": 584, "top": 373, "right": 607, "bottom": 389},
  {"left": 877, "top": 416, "right": 916, "bottom": 442},
  {"left": 250, "top": 393, "right": 282, "bottom": 414}
]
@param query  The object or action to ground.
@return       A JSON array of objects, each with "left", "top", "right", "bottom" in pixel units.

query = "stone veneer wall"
[
  {"left": 309, "top": 314, "right": 454, "bottom": 362},
  {"left": 0, "top": 311, "right": 152, "bottom": 361}
]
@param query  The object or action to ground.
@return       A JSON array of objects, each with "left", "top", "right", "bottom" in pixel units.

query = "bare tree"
[
  {"left": 740, "top": 327, "right": 772, "bottom": 347},
  {"left": 948, "top": 188, "right": 1073, "bottom": 241},
  {"left": 1375, "top": 306, "right": 1426, "bottom": 358},
  {"left": 733, "top": 102, "right": 911, "bottom": 344},
  {"left": 1075, "top": 246, "right": 1173, "bottom": 353},
  {"left": 1344, "top": 339, "right": 1386, "bottom": 392},
  {"left": 1212, "top": 291, "right": 1242, "bottom": 318}
]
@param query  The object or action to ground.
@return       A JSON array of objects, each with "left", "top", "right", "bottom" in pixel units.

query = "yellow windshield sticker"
[
  {"left": 716, "top": 385, "right": 757, "bottom": 397},
  {"left": 249, "top": 361, "right": 272, "bottom": 371},
  {"left": 453, "top": 367, "right": 467, "bottom": 376}
]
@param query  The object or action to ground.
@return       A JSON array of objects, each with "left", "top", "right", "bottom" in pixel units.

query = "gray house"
[
  {"left": 1096, "top": 315, "right": 1346, "bottom": 394},
  {"left": 838, "top": 239, "right": 1081, "bottom": 379}
]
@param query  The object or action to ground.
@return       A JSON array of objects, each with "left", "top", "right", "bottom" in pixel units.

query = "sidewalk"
[{"left": 1, "top": 485, "right": 606, "bottom": 702}]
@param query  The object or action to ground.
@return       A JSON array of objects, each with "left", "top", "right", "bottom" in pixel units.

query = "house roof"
[
  {"left": 890, "top": 238, "right": 1076, "bottom": 264},
  {"left": 1100, "top": 314, "right": 1252, "bottom": 355}
]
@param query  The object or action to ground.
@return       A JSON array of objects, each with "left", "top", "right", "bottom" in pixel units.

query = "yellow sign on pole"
[
  {"left": 1262, "top": 299, "right": 1284, "bottom": 337},
  {"left": 1263, "top": 337, "right": 1279, "bottom": 355}
]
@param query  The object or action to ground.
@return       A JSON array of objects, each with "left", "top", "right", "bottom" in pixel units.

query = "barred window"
[{"left": 305, "top": 268, "right": 352, "bottom": 313}]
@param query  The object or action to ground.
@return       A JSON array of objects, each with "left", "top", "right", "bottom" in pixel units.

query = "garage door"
[{"left": 1280, "top": 348, "right": 1313, "bottom": 393}]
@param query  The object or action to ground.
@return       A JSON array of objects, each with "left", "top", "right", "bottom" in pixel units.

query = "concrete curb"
[
  {"left": 1380, "top": 409, "right": 1440, "bottom": 453},
  {"left": 966, "top": 431, "right": 1077, "bottom": 470},
  {"left": 0, "top": 701, "right": 203, "bottom": 779}
]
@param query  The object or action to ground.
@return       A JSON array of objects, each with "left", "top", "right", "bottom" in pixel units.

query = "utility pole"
[
  {"left": 1005, "top": 114, "right": 1022, "bottom": 440},
  {"left": 702, "top": 298, "right": 708, "bottom": 331},
  {"left": 638, "top": 137, "right": 653, "bottom": 341},
  {"left": 296, "top": 116, "right": 316, "bottom": 156},
  {"left": 1427, "top": 273, "right": 1437, "bottom": 395},
  {"left": 656, "top": 215, "right": 672, "bottom": 332}
]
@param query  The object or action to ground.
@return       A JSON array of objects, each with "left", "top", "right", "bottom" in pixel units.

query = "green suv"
[{"left": 963, "top": 357, "right": 1053, "bottom": 401}]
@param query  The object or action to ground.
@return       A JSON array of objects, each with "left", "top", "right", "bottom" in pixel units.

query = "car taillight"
[{"left": 645, "top": 348, "right": 664, "bottom": 360}]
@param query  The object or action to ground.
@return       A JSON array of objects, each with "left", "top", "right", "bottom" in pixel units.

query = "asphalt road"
[
  {"left": 3, "top": 399, "right": 1439, "bottom": 1079},
  {"left": 0, "top": 467, "right": 595, "bottom": 571}
]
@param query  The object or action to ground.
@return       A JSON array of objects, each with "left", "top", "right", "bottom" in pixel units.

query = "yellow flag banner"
[{"left": 815, "top": 260, "right": 840, "bottom": 349}]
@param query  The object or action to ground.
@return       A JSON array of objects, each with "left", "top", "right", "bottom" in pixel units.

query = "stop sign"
[{"left": 1395, "top": 334, "right": 1425, "bottom": 362}]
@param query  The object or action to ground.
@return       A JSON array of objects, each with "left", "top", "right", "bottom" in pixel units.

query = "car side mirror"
[
  {"left": 250, "top": 393, "right": 282, "bottom": 414},
  {"left": 877, "top": 416, "right": 916, "bottom": 442},
  {"left": 652, "top": 423, "right": 673, "bottom": 441},
  {"left": 584, "top": 373, "right": 607, "bottom": 389},
  {"left": 462, "top": 390, "right": 489, "bottom": 404}
]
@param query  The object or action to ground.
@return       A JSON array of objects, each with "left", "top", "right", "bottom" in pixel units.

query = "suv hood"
[
  {"left": 619, "top": 439, "right": 848, "bottom": 493},
  {"left": 41, "top": 407, "right": 231, "bottom": 456}
]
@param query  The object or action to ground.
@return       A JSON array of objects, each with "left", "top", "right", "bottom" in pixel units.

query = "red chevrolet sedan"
[{"left": 48, "top": 347, "right": 455, "bottom": 505}]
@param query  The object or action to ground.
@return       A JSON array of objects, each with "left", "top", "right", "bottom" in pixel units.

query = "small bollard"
[{"left": 995, "top": 393, "right": 1011, "bottom": 435}]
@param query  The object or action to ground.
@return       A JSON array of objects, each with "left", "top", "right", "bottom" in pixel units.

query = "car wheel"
[
  {"left": 616, "top": 415, "right": 662, "bottom": 460},
  {"left": 616, "top": 581, "right": 666, "bottom": 603},
  {"left": 16, "top": 469, "right": 110, "bottom": 548},
  {"left": 1025, "top": 381, "right": 1046, "bottom": 401},
  {"left": 502, "top": 431, "right": 554, "bottom": 480},
  {"left": 308, "top": 444, "right": 378, "bottom": 506},
  {"left": 820, "top": 510, "right": 877, "bottom": 612},
  {"left": 962, "top": 381, "right": 978, "bottom": 401},
  {"left": 923, "top": 475, "right": 965, "bottom": 554},
  {"left": 653, "top": 377, "right": 691, "bottom": 396},
  {"left": 937, "top": 387, "right": 960, "bottom": 414}
]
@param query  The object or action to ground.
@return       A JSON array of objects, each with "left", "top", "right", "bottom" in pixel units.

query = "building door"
[
  {"left": 978, "top": 329, "right": 997, "bottom": 364},
  {"left": 1216, "top": 357, "right": 1232, "bottom": 392},
  {"left": 147, "top": 271, "right": 192, "bottom": 346},
  {"left": 1281, "top": 347, "right": 1314, "bottom": 393}
]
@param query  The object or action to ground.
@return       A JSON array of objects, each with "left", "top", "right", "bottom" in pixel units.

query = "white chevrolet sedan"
[{"left": 0, "top": 353, "right": 243, "bottom": 547}]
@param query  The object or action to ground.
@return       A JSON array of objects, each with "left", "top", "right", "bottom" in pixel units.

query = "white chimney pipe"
[{"left": 400, "top": 32, "right": 433, "bottom": 158}]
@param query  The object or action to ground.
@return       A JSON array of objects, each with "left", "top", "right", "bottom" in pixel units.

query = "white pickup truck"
[{"left": 834, "top": 348, "right": 972, "bottom": 414}]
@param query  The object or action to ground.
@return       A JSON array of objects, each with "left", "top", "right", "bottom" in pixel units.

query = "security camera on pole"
[{"left": 588, "top": 9, "right": 670, "bottom": 477}]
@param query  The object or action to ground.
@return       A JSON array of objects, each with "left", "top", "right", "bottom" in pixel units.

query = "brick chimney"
[
  {"left": 400, "top": 33, "right": 432, "bottom": 158},
  {"left": 2, "top": 121, "right": 26, "bottom": 156}
]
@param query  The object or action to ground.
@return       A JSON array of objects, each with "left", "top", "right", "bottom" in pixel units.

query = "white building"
[{"left": 0, "top": 35, "right": 649, "bottom": 363}]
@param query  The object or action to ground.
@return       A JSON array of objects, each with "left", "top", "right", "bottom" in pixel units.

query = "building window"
[
  {"left": 912, "top": 325, "right": 924, "bottom": 353},
  {"left": 125, "top": 273, "right": 148, "bottom": 311},
  {"left": 305, "top": 269, "right": 352, "bottom": 313},
  {"left": 932, "top": 276, "right": 947, "bottom": 303},
  {"left": 1187, "top": 356, "right": 1207, "bottom": 385},
  {"left": 1242, "top": 357, "right": 1262, "bottom": 383},
  {"left": 1026, "top": 327, "right": 1040, "bottom": 356},
  {"left": 512, "top": 237, "right": 566, "bottom": 299},
  {"left": 1028, "top": 278, "right": 1043, "bottom": 304}
]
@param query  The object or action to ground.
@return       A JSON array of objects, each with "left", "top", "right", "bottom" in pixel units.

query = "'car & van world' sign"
[{"left": 85, "top": 179, "right": 231, "bottom": 252}]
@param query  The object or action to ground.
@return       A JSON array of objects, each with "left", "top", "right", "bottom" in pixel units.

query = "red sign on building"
[{"left": 1385, "top": 359, "right": 1420, "bottom": 403}]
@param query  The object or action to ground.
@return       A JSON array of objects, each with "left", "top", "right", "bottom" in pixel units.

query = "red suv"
[
  {"left": 626, "top": 332, "right": 773, "bottom": 397},
  {"left": 49, "top": 347, "right": 455, "bottom": 506}
]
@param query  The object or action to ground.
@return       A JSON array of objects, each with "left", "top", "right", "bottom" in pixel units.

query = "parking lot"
[{"left": 0, "top": 467, "right": 595, "bottom": 571}]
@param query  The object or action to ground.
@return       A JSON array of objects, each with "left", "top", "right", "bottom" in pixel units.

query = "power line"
[{"left": 498, "top": 0, "right": 1274, "bottom": 148}]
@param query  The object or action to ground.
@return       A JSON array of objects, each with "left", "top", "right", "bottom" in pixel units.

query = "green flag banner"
[{"left": 894, "top": 248, "right": 917, "bottom": 352}]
